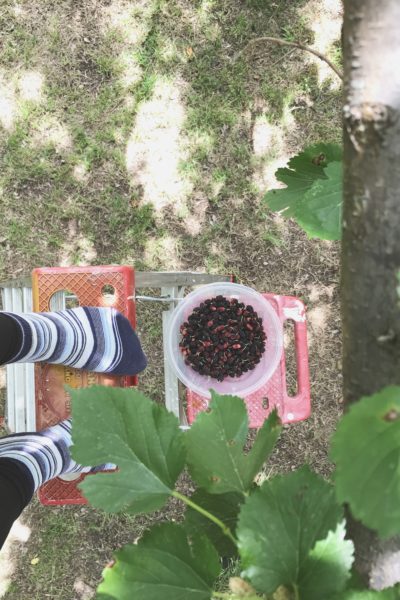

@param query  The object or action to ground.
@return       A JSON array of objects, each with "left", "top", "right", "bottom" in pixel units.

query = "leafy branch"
[{"left": 69, "top": 385, "right": 400, "bottom": 599}]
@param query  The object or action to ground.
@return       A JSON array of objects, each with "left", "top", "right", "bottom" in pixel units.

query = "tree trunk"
[{"left": 342, "top": 0, "right": 400, "bottom": 589}]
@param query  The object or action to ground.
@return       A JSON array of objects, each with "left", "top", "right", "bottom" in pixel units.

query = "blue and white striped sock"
[
  {"left": 1, "top": 307, "right": 147, "bottom": 375},
  {"left": 0, "top": 420, "right": 113, "bottom": 492}
]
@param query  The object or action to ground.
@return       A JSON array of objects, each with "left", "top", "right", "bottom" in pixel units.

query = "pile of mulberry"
[{"left": 179, "top": 295, "right": 266, "bottom": 382}]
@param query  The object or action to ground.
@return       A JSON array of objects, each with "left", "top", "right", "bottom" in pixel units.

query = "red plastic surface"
[
  {"left": 186, "top": 294, "right": 311, "bottom": 427},
  {"left": 32, "top": 266, "right": 136, "bottom": 505}
]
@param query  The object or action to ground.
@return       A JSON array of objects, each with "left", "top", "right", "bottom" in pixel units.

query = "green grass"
[
  {"left": 1, "top": 25, "right": 39, "bottom": 66},
  {"left": 0, "top": 1, "right": 164, "bottom": 267},
  {"left": 0, "top": 0, "right": 341, "bottom": 275},
  {"left": 230, "top": 14, "right": 252, "bottom": 39},
  {"left": 281, "top": 14, "right": 311, "bottom": 42},
  {"left": 214, "top": 559, "right": 241, "bottom": 592},
  {"left": 5, "top": 510, "right": 80, "bottom": 599},
  {"left": 3, "top": 504, "right": 143, "bottom": 600}
]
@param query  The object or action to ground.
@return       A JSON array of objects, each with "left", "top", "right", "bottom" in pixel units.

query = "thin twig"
[
  {"left": 242, "top": 36, "right": 343, "bottom": 81},
  {"left": 268, "top": 47, "right": 296, "bottom": 71}
]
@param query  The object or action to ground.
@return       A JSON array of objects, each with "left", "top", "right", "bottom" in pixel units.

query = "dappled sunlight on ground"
[
  {"left": 252, "top": 115, "right": 293, "bottom": 194},
  {"left": 254, "top": 154, "right": 289, "bottom": 195},
  {"left": 197, "top": 0, "right": 214, "bottom": 22},
  {"left": 74, "top": 237, "right": 97, "bottom": 265},
  {"left": 0, "top": 73, "right": 17, "bottom": 131},
  {"left": 12, "top": 4, "right": 27, "bottom": 19},
  {"left": 72, "top": 162, "right": 89, "bottom": 183},
  {"left": 100, "top": 0, "right": 153, "bottom": 45},
  {"left": 253, "top": 117, "right": 285, "bottom": 158},
  {"left": 73, "top": 578, "right": 95, "bottom": 600},
  {"left": 307, "top": 282, "right": 335, "bottom": 303},
  {"left": 308, "top": 303, "right": 330, "bottom": 334},
  {"left": 0, "top": 68, "right": 74, "bottom": 157},
  {"left": 304, "top": 282, "right": 337, "bottom": 350},
  {"left": 0, "top": 520, "right": 31, "bottom": 598},
  {"left": 143, "top": 234, "right": 183, "bottom": 270},
  {"left": 58, "top": 219, "right": 98, "bottom": 266},
  {"left": 18, "top": 71, "right": 44, "bottom": 103},
  {"left": 307, "top": 304, "right": 339, "bottom": 352},
  {"left": 119, "top": 51, "right": 142, "bottom": 89},
  {"left": 182, "top": 192, "right": 209, "bottom": 235},
  {"left": 125, "top": 78, "right": 192, "bottom": 218},
  {"left": 30, "top": 116, "right": 73, "bottom": 153},
  {"left": 203, "top": 240, "right": 229, "bottom": 273},
  {"left": 0, "top": 69, "right": 44, "bottom": 131},
  {"left": 58, "top": 218, "right": 78, "bottom": 266},
  {"left": 158, "top": 37, "right": 181, "bottom": 63},
  {"left": 300, "top": 0, "right": 342, "bottom": 87},
  {"left": 100, "top": 0, "right": 155, "bottom": 89},
  {"left": 177, "top": 0, "right": 214, "bottom": 31}
]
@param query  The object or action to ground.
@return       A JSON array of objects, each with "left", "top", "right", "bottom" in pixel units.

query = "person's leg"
[
  {"left": 0, "top": 458, "right": 34, "bottom": 550},
  {"left": 0, "top": 420, "right": 110, "bottom": 488},
  {"left": 0, "top": 307, "right": 147, "bottom": 375},
  {"left": 0, "top": 313, "right": 23, "bottom": 365},
  {"left": 0, "top": 318, "right": 33, "bottom": 548},
  {"left": 0, "top": 419, "right": 113, "bottom": 550}
]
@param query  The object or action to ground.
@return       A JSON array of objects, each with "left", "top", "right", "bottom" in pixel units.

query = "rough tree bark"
[{"left": 342, "top": 0, "right": 400, "bottom": 589}]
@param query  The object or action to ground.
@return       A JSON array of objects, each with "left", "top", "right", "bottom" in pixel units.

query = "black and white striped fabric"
[
  {"left": 1, "top": 307, "right": 147, "bottom": 375},
  {"left": 0, "top": 420, "right": 93, "bottom": 492}
]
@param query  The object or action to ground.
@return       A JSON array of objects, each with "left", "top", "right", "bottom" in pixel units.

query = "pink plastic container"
[{"left": 166, "top": 282, "right": 283, "bottom": 398}]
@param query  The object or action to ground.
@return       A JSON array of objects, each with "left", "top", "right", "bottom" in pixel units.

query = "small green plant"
[{"left": 70, "top": 385, "right": 400, "bottom": 599}]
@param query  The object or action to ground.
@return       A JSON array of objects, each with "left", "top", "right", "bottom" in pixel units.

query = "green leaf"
[
  {"left": 299, "top": 521, "right": 354, "bottom": 600},
  {"left": 237, "top": 467, "right": 348, "bottom": 597},
  {"left": 265, "top": 143, "right": 342, "bottom": 211},
  {"left": 345, "top": 569, "right": 365, "bottom": 592},
  {"left": 297, "top": 161, "right": 342, "bottom": 240},
  {"left": 290, "top": 142, "right": 342, "bottom": 168},
  {"left": 70, "top": 386, "right": 185, "bottom": 514},
  {"left": 264, "top": 143, "right": 343, "bottom": 240},
  {"left": 246, "top": 410, "right": 282, "bottom": 478},
  {"left": 185, "top": 489, "right": 244, "bottom": 557},
  {"left": 185, "top": 393, "right": 282, "bottom": 494},
  {"left": 96, "top": 523, "right": 220, "bottom": 600},
  {"left": 335, "top": 589, "right": 400, "bottom": 600},
  {"left": 330, "top": 386, "right": 400, "bottom": 539}
]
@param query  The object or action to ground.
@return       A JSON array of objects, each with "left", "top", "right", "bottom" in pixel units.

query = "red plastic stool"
[
  {"left": 32, "top": 266, "right": 136, "bottom": 506},
  {"left": 186, "top": 294, "right": 310, "bottom": 427}
]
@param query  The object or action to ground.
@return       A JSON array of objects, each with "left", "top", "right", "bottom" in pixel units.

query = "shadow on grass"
[
  {"left": 123, "top": 0, "right": 342, "bottom": 272},
  {"left": 0, "top": 0, "right": 342, "bottom": 276}
]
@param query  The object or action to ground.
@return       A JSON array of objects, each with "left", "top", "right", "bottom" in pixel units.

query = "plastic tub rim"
[{"left": 166, "top": 282, "right": 283, "bottom": 399}]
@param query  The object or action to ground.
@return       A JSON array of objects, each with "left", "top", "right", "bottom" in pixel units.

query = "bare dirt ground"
[{"left": 0, "top": 0, "right": 343, "bottom": 597}]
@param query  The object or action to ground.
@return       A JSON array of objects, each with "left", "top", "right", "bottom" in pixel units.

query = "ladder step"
[{"left": 1, "top": 285, "right": 36, "bottom": 432}]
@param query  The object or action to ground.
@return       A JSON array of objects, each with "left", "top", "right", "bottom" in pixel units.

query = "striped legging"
[{"left": 0, "top": 314, "right": 33, "bottom": 550}]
